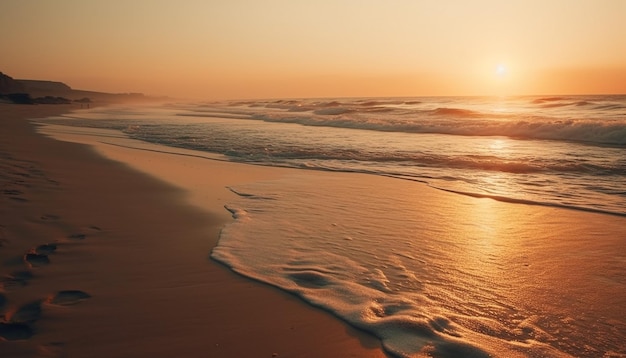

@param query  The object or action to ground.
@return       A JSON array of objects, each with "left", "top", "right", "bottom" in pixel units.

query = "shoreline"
[
  {"left": 0, "top": 104, "right": 385, "bottom": 357},
  {"left": 4, "top": 103, "right": 625, "bottom": 357}
]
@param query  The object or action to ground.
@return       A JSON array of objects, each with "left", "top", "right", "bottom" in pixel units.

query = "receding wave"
[
  {"left": 532, "top": 96, "right": 568, "bottom": 103},
  {"left": 423, "top": 181, "right": 626, "bottom": 217},
  {"left": 430, "top": 107, "right": 483, "bottom": 117},
  {"left": 71, "top": 135, "right": 626, "bottom": 218},
  {"left": 176, "top": 95, "right": 626, "bottom": 146},
  {"left": 594, "top": 103, "right": 626, "bottom": 111},
  {"left": 529, "top": 97, "right": 625, "bottom": 110},
  {"left": 40, "top": 97, "right": 626, "bottom": 219},
  {"left": 313, "top": 107, "right": 355, "bottom": 115},
  {"left": 502, "top": 120, "right": 626, "bottom": 145},
  {"left": 122, "top": 120, "right": 625, "bottom": 176},
  {"left": 250, "top": 113, "right": 626, "bottom": 146},
  {"left": 575, "top": 101, "right": 593, "bottom": 106}
]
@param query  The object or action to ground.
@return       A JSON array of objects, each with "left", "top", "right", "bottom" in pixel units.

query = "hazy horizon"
[{"left": 2, "top": 1, "right": 625, "bottom": 100}]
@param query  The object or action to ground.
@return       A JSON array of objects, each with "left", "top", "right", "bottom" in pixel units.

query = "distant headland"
[{"left": 0, "top": 71, "right": 167, "bottom": 105}]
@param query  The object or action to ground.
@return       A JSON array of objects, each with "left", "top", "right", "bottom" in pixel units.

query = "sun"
[{"left": 496, "top": 64, "right": 507, "bottom": 77}]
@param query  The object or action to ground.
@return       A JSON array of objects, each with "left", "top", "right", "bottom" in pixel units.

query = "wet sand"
[{"left": 0, "top": 103, "right": 385, "bottom": 357}]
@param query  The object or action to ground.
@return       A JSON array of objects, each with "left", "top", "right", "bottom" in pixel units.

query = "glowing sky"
[{"left": 1, "top": 0, "right": 625, "bottom": 99}]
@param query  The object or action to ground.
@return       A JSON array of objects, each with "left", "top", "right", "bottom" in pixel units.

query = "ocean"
[{"left": 40, "top": 95, "right": 626, "bottom": 357}]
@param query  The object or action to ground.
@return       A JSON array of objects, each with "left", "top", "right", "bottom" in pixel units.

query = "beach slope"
[{"left": 0, "top": 104, "right": 385, "bottom": 358}]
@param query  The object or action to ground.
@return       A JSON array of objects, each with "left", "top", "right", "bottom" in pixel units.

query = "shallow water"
[
  {"left": 212, "top": 172, "right": 626, "bottom": 357},
  {"left": 39, "top": 96, "right": 626, "bottom": 357},
  {"left": 44, "top": 95, "right": 626, "bottom": 216}
]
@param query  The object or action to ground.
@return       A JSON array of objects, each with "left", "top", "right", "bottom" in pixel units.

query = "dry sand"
[{"left": 0, "top": 104, "right": 386, "bottom": 358}]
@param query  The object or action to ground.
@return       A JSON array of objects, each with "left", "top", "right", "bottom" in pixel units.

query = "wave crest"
[{"left": 431, "top": 107, "right": 482, "bottom": 117}]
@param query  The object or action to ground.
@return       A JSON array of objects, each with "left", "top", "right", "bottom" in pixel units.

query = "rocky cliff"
[
  {"left": 0, "top": 72, "right": 26, "bottom": 94},
  {"left": 17, "top": 79, "right": 72, "bottom": 93}
]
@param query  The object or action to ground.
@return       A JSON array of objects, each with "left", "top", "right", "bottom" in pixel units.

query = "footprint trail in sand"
[{"left": 0, "top": 216, "right": 95, "bottom": 344}]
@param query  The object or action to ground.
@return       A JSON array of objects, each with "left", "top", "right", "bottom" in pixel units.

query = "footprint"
[
  {"left": 0, "top": 322, "right": 34, "bottom": 340},
  {"left": 0, "top": 292, "right": 7, "bottom": 312},
  {"left": 38, "top": 342, "right": 66, "bottom": 357},
  {"left": 40, "top": 214, "right": 60, "bottom": 221},
  {"left": 0, "top": 226, "right": 6, "bottom": 248},
  {"left": 48, "top": 290, "right": 91, "bottom": 306},
  {"left": 2, "top": 188, "right": 26, "bottom": 201},
  {"left": 24, "top": 253, "right": 50, "bottom": 267},
  {"left": 35, "top": 243, "right": 57, "bottom": 255},
  {"left": 2, "top": 189, "right": 23, "bottom": 196},
  {"left": 8, "top": 300, "right": 42, "bottom": 324},
  {"left": 2, "top": 270, "right": 34, "bottom": 288},
  {"left": 67, "top": 234, "right": 86, "bottom": 241}
]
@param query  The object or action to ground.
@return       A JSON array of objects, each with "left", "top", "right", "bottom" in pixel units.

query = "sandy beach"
[
  {"left": 2, "top": 102, "right": 625, "bottom": 357},
  {"left": 3, "top": 2, "right": 625, "bottom": 356},
  {"left": 0, "top": 103, "right": 386, "bottom": 358}
]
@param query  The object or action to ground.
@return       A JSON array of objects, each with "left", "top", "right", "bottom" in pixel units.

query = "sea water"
[{"left": 41, "top": 95, "right": 626, "bottom": 357}]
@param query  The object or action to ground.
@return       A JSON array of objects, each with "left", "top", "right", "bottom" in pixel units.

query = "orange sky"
[{"left": 1, "top": 0, "right": 625, "bottom": 99}]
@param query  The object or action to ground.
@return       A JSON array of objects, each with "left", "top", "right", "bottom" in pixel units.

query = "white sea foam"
[
  {"left": 37, "top": 97, "right": 626, "bottom": 357},
  {"left": 212, "top": 172, "right": 626, "bottom": 357},
  {"left": 38, "top": 96, "right": 626, "bottom": 216}
]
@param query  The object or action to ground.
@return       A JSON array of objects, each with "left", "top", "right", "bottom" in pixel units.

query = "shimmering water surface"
[
  {"left": 51, "top": 95, "right": 626, "bottom": 216},
  {"left": 41, "top": 95, "right": 626, "bottom": 357}
]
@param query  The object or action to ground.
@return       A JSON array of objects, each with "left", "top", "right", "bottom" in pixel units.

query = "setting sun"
[
  {"left": 1, "top": 1, "right": 625, "bottom": 357},
  {"left": 1, "top": 1, "right": 625, "bottom": 98},
  {"left": 496, "top": 64, "right": 507, "bottom": 77}
]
